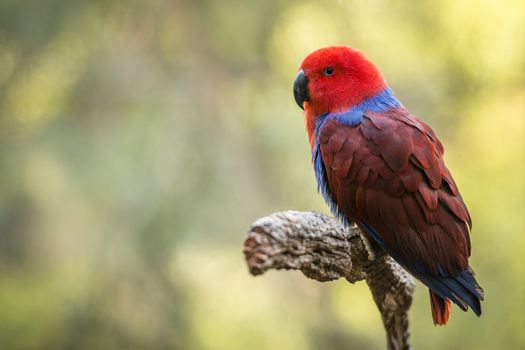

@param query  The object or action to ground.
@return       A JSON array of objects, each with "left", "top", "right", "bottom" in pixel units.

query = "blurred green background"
[{"left": 0, "top": 0, "right": 524, "bottom": 349}]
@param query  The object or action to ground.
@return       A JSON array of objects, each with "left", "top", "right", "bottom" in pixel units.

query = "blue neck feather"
[
  {"left": 312, "top": 87, "right": 401, "bottom": 224},
  {"left": 314, "top": 87, "right": 401, "bottom": 135}
]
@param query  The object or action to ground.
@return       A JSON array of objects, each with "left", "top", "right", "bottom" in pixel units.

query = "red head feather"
[{"left": 298, "top": 46, "right": 387, "bottom": 146}]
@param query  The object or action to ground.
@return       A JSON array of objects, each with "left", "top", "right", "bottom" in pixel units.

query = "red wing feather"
[{"left": 319, "top": 109, "right": 471, "bottom": 277}]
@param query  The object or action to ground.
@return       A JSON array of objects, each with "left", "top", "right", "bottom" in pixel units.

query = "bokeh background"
[{"left": 1, "top": 0, "right": 524, "bottom": 349}]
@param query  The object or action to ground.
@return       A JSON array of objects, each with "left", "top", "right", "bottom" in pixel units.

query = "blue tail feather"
[
  {"left": 457, "top": 269, "right": 485, "bottom": 300},
  {"left": 416, "top": 274, "right": 468, "bottom": 311},
  {"left": 421, "top": 272, "right": 482, "bottom": 316}
]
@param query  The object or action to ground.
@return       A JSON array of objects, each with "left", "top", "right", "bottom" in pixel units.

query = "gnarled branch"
[{"left": 243, "top": 210, "right": 415, "bottom": 350}]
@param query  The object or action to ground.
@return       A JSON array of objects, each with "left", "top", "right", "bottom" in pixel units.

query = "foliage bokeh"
[{"left": 0, "top": 0, "right": 524, "bottom": 349}]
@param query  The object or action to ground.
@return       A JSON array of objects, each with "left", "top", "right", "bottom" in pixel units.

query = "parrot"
[{"left": 293, "top": 46, "right": 484, "bottom": 325}]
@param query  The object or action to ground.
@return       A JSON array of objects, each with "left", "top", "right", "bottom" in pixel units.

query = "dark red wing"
[{"left": 319, "top": 107, "right": 471, "bottom": 277}]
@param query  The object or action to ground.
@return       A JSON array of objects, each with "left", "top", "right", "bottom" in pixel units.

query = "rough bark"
[{"left": 243, "top": 210, "right": 415, "bottom": 350}]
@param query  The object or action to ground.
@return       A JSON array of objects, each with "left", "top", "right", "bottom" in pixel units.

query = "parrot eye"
[{"left": 323, "top": 67, "right": 335, "bottom": 76}]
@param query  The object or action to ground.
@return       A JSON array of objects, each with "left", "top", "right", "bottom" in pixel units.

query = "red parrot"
[{"left": 293, "top": 46, "right": 484, "bottom": 325}]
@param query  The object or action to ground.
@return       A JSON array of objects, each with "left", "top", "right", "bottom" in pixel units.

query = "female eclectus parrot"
[{"left": 293, "top": 46, "right": 484, "bottom": 325}]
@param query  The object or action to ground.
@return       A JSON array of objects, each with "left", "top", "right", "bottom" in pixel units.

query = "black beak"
[{"left": 293, "top": 69, "right": 309, "bottom": 110}]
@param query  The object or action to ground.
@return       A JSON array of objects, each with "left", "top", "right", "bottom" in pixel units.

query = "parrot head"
[{"left": 294, "top": 46, "right": 387, "bottom": 118}]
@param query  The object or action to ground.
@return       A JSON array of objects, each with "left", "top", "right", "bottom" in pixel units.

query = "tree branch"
[{"left": 243, "top": 210, "right": 415, "bottom": 350}]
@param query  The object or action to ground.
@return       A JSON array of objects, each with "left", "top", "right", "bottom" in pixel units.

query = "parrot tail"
[{"left": 429, "top": 290, "right": 452, "bottom": 326}]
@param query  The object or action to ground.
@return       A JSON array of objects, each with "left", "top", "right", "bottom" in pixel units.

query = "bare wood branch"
[{"left": 243, "top": 210, "right": 415, "bottom": 350}]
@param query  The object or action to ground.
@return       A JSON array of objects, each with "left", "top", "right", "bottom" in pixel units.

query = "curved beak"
[{"left": 293, "top": 69, "right": 309, "bottom": 110}]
